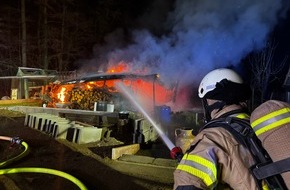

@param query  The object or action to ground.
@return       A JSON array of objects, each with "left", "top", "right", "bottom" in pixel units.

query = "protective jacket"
[{"left": 174, "top": 104, "right": 261, "bottom": 190}]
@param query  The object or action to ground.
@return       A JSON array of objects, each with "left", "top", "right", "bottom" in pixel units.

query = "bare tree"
[
  {"left": 21, "top": 0, "right": 29, "bottom": 99},
  {"left": 1, "top": 0, "right": 148, "bottom": 73},
  {"left": 58, "top": 2, "right": 66, "bottom": 71},
  {"left": 249, "top": 41, "right": 287, "bottom": 109},
  {"left": 21, "top": 0, "right": 27, "bottom": 67},
  {"left": 0, "top": 2, "right": 21, "bottom": 71},
  {"left": 43, "top": 0, "right": 48, "bottom": 70}
]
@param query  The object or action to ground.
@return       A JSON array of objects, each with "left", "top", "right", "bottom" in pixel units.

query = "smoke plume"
[{"left": 79, "top": 0, "right": 290, "bottom": 109}]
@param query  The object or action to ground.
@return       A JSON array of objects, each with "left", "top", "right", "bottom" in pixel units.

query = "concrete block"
[
  {"left": 25, "top": 113, "right": 45, "bottom": 128},
  {"left": 33, "top": 113, "right": 51, "bottom": 130},
  {"left": 46, "top": 117, "right": 70, "bottom": 136},
  {"left": 66, "top": 125, "right": 103, "bottom": 144},
  {"left": 42, "top": 118, "right": 54, "bottom": 133},
  {"left": 78, "top": 127, "right": 103, "bottom": 144},
  {"left": 26, "top": 113, "right": 66, "bottom": 133},
  {"left": 65, "top": 124, "right": 83, "bottom": 143},
  {"left": 133, "top": 118, "right": 159, "bottom": 144},
  {"left": 24, "top": 114, "right": 30, "bottom": 126},
  {"left": 38, "top": 114, "right": 57, "bottom": 132},
  {"left": 20, "top": 111, "right": 108, "bottom": 146},
  {"left": 140, "top": 119, "right": 159, "bottom": 142},
  {"left": 27, "top": 114, "right": 34, "bottom": 128},
  {"left": 53, "top": 123, "right": 74, "bottom": 139},
  {"left": 27, "top": 113, "right": 43, "bottom": 128}
]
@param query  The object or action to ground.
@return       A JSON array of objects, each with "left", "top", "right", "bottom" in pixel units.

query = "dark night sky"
[{"left": 272, "top": 10, "right": 290, "bottom": 59}]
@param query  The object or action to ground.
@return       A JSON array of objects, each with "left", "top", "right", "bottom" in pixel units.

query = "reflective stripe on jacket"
[
  {"left": 177, "top": 154, "right": 217, "bottom": 187},
  {"left": 251, "top": 106, "right": 290, "bottom": 136}
]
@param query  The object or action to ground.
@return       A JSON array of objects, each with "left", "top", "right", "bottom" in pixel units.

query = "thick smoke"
[
  {"left": 79, "top": 0, "right": 290, "bottom": 109},
  {"left": 88, "top": 0, "right": 288, "bottom": 81}
]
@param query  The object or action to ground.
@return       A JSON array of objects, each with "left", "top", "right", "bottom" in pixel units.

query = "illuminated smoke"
[{"left": 79, "top": 0, "right": 290, "bottom": 109}]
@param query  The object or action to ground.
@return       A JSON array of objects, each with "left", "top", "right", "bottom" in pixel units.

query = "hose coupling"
[{"left": 11, "top": 137, "right": 23, "bottom": 145}]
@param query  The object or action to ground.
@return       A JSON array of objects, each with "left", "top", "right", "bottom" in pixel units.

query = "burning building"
[{"left": 48, "top": 63, "right": 176, "bottom": 113}]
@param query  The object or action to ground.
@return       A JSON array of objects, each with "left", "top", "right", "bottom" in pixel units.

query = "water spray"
[{"left": 116, "top": 82, "right": 178, "bottom": 153}]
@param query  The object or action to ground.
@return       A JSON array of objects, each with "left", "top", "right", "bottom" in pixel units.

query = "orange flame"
[
  {"left": 57, "top": 87, "right": 66, "bottom": 102},
  {"left": 86, "top": 83, "right": 93, "bottom": 89}
]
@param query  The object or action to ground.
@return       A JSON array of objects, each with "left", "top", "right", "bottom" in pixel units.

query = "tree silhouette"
[{"left": 248, "top": 40, "right": 287, "bottom": 110}]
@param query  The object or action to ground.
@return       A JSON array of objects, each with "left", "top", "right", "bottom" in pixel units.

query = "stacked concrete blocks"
[{"left": 24, "top": 113, "right": 103, "bottom": 144}]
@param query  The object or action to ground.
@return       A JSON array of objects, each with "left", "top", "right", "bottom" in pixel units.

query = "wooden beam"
[{"left": 111, "top": 144, "right": 140, "bottom": 160}]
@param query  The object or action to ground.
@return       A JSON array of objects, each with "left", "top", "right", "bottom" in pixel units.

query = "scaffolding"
[{"left": 0, "top": 67, "right": 76, "bottom": 100}]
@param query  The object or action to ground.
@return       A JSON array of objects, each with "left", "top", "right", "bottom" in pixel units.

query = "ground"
[{"left": 0, "top": 116, "right": 176, "bottom": 190}]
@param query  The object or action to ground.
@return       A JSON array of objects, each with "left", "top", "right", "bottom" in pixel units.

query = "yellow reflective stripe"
[
  {"left": 255, "top": 117, "right": 290, "bottom": 136},
  {"left": 230, "top": 113, "right": 250, "bottom": 119},
  {"left": 186, "top": 155, "right": 216, "bottom": 177},
  {"left": 177, "top": 154, "right": 217, "bottom": 187},
  {"left": 262, "top": 181, "right": 270, "bottom": 190},
  {"left": 177, "top": 164, "right": 215, "bottom": 187},
  {"left": 251, "top": 107, "right": 290, "bottom": 136},
  {"left": 251, "top": 107, "right": 290, "bottom": 127},
  {"left": 236, "top": 113, "right": 249, "bottom": 119}
]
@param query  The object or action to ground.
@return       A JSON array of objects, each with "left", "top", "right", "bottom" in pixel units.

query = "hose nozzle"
[{"left": 170, "top": 147, "right": 183, "bottom": 162}]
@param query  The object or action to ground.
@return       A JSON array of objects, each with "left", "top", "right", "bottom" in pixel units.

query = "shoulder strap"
[
  {"left": 253, "top": 157, "right": 290, "bottom": 180},
  {"left": 202, "top": 117, "right": 251, "bottom": 148}
]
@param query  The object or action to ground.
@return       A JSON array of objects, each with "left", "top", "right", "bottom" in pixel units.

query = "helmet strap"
[{"left": 202, "top": 99, "right": 226, "bottom": 123}]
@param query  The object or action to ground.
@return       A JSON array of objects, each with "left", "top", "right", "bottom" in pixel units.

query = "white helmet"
[{"left": 198, "top": 68, "right": 243, "bottom": 98}]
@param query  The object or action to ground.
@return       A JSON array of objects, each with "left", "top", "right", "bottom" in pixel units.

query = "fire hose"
[
  {"left": 0, "top": 136, "right": 29, "bottom": 168},
  {"left": 0, "top": 135, "right": 88, "bottom": 190}
]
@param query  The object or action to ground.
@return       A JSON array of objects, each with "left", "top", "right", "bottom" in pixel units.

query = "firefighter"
[{"left": 173, "top": 68, "right": 261, "bottom": 189}]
